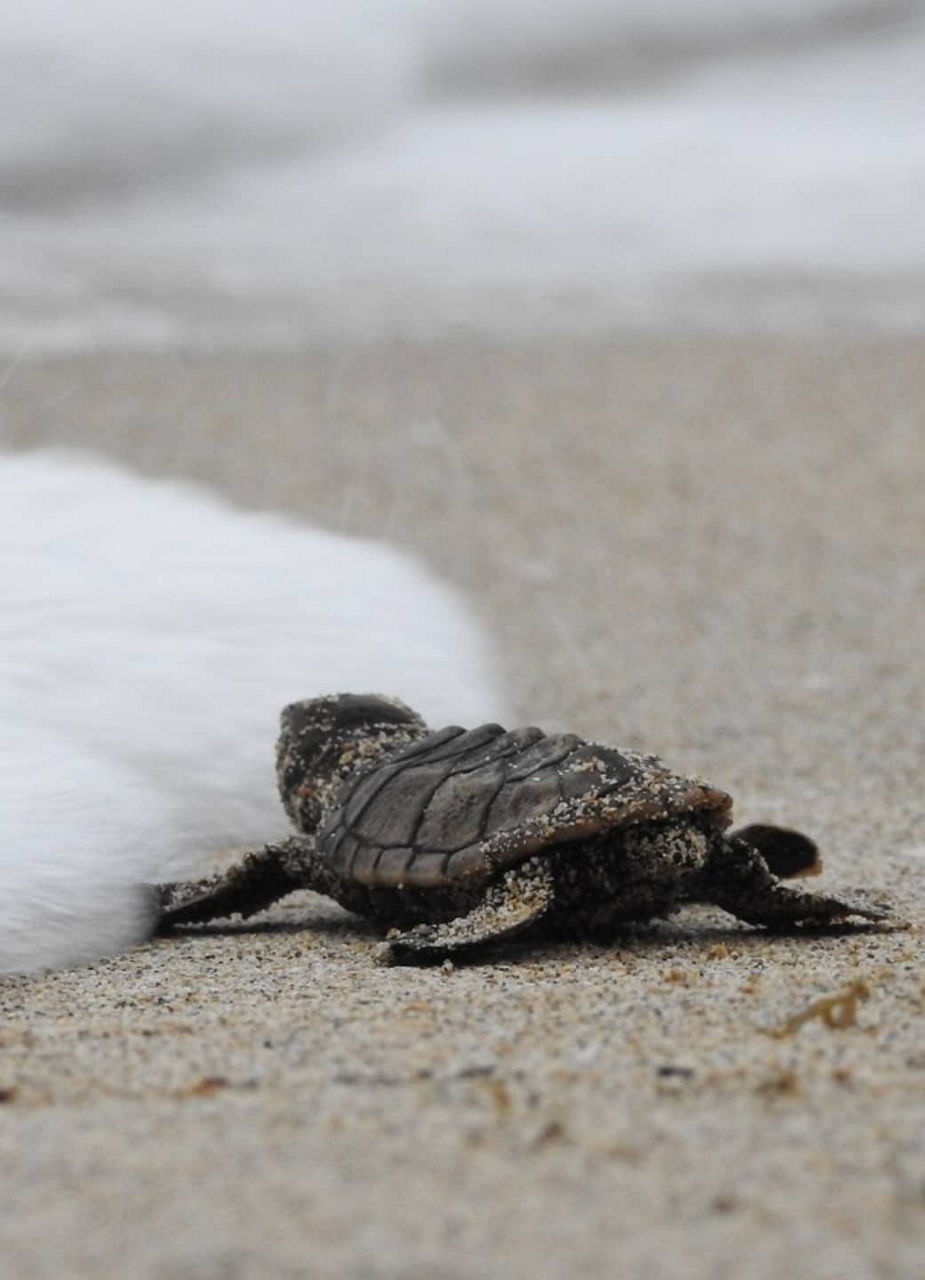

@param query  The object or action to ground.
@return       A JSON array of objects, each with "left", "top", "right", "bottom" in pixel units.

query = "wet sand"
[{"left": 1, "top": 335, "right": 923, "bottom": 1278}]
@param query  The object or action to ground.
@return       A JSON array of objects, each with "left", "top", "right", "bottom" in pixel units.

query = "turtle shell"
[{"left": 317, "top": 723, "right": 732, "bottom": 890}]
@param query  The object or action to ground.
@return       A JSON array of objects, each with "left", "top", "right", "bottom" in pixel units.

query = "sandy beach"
[{"left": 0, "top": 334, "right": 922, "bottom": 1277}]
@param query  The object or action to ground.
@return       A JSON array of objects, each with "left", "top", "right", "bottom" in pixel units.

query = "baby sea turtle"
[{"left": 158, "top": 693, "right": 888, "bottom": 962}]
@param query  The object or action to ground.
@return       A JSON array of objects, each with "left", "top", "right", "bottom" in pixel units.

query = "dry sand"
[{"left": 1, "top": 335, "right": 923, "bottom": 1278}]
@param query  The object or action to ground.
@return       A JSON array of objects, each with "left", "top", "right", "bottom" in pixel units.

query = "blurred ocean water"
[{"left": 1, "top": 0, "right": 923, "bottom": 350}]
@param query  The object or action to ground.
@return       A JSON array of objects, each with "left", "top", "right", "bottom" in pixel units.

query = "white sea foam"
[
  {"left": 0, "top": 450, "right": 510, "bottom": 971},
  {"left": 1, "top": 1, "right": 923, "bottom": 347}
]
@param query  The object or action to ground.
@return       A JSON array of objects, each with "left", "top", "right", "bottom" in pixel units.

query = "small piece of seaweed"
[{"left": 765, "top": 978, "right": 871, "bottom": 1039}]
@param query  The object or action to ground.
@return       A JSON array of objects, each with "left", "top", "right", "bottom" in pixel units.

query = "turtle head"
[{"left": 276, "top": 693, "right": 429, "bottom": 832}]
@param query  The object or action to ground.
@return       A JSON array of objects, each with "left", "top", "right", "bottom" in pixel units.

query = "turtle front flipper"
[
  {"left": 702, "top": 836, "right": 893, "bottom": 930},
  {"left": 380, "top": 856, "right": 556, "bottom": 964},
  {"left": 158, "top": 836, "right": 318, "bottom": 930}
]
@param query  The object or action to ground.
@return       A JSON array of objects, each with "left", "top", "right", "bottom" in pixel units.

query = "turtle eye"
[
  {"left": 276, "top": 717, "right": 330, "bottom": 814},
  {"left": 289, "top": 783, "right": 323, "bottom": 832}
]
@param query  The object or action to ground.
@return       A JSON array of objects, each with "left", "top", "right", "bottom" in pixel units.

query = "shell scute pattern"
[
  {"left": 500, "top": 734, "right": 583, "bottom": 782},
  {"left": 340, "top": 727, "right": 465, "bottom": 827},
  {"left": 480, "top": 751, "right": 732, "bottom": 865},
  {"left": 323, "top": 724, "right": 513, "bottom": 884},
  {"left": 415, "top": 766, "right": 507, "bottom": 852},
  {"left": 318, "top": 723, "right": 734, "bottom": 890},
  {"left": 484, "top": 771, "right": 564, "bottom": 834},
  {"left": 371, "top": 847, "right": 417, "bottom": 883}
]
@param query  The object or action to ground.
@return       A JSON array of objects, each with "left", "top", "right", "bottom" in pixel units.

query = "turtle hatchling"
[{"left": 158, "top": 693, "right": 889, "bottom": 962}]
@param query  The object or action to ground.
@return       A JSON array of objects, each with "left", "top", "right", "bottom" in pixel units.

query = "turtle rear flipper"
[
  {"left": 703, "top": 837, "right": 893, "bottom": 930},
  {"left": 732, "top": 823, "right": 821, "bottom": 879},
  {"left": 723, "top": 883, "right": 893, "bottom": 930},
  {"left": 379, "top": 856, "right": 555, "bottom": 963}
]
